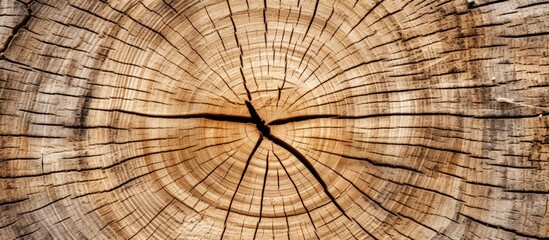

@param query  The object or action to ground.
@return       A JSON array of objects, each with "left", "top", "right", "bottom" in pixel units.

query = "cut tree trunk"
[{"left": 1, "top": 0, "right": 548, "bottom": 239}]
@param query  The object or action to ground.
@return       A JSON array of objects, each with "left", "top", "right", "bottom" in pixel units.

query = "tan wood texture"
[{"left": 1, "top": 0, "right": 548, "bottom": 239}]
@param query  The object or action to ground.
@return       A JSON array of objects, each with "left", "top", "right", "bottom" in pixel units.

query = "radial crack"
[
  {"left": 245, "top": 100, "right": 270, "bottom": 135},
  {"left": 253, "top": 152, "right": 269, "bottom": 240},
  {"left": 88, "top": 108, "right": 254, "bottom": 124},
  {"left": 267, "top": 134, "right": 350, "bottom": 220},
  {"left": 243, "top": 100, "right": 349, "bottom": 220},
  {"left": 268, "top": 114, "right": 339, "bottom": 125},
  {"left": 1, "top": 0, "right": 33, "bottom": 54},
  {"left": 302, "top": 0, "right": 320, "bottom": 41},
  {"left": 269, "top": 111, "right": 549, "bottom": 126},
  {"left": 273, "top": 150, "right": 317, "bottom": 230},
  {"left": 220, "top": 137, "right": 263, "bottom": 240}
]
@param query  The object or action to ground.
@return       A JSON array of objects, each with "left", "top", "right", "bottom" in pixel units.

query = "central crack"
[
  {"left": 243, "top": 100, "right": 349, "bottom": 220},
  {"left": 245, "top": 100, "right": 270, "bottom": 136}
]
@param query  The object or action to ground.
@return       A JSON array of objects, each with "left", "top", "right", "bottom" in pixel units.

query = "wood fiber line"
[{"left": 0, "top": 0, "right": 548, "bottom": 239}]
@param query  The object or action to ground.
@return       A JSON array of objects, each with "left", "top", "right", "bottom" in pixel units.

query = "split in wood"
[{"left": 244, "top": 100, "right": 349, "bottom": 219}]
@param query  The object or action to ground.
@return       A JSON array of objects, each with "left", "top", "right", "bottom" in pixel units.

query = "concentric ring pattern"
[{"left": 0, "top": 0, "right": 548, "bottom": 239}]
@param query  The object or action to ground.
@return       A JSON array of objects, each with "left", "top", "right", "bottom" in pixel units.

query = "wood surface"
[{"left": 1, "top": 0, "right": 548, "bottom": 239}]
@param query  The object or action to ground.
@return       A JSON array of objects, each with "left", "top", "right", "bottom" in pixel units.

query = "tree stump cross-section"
[{"left": 1, "top": 0, "right": 548, "bottom": 239}]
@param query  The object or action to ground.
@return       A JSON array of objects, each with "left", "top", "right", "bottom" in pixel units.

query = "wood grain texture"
[{"left": 1, "top": 0, "right": 548, "bottom": 239}]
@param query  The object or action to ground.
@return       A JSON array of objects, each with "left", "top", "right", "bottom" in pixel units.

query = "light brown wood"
[{"left": 1, "top": 0, "right": 548, "bottom": 239}]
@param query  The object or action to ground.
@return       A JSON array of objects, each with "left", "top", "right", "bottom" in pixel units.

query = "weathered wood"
[{"left": 1, "top": 0, "right": 548, "bottom": 239}]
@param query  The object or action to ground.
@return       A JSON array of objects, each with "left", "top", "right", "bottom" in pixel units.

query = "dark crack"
[
  {"left": 221, "top": 137, "right": 263, "bottom": 240},
  {"left": 245, "top": 100, "right": 270, "bottom": 136},
  {"left": 266, "top": 133, "right": 350, "bottom": 220},
  {"left": 273, "top": 151, "right": 317, "bottom": 229},
  {"left": 1, "top": 0, "right": 33, "bottom": 55},
  {"left": 253, "top": 152, "right": 269, "bottom": 240},
  {"left": 244, "top": 100, "right": 350, "bottom": 220},
  {"left": 87, "top": 107, "right": 254, "bottom": 124}
]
